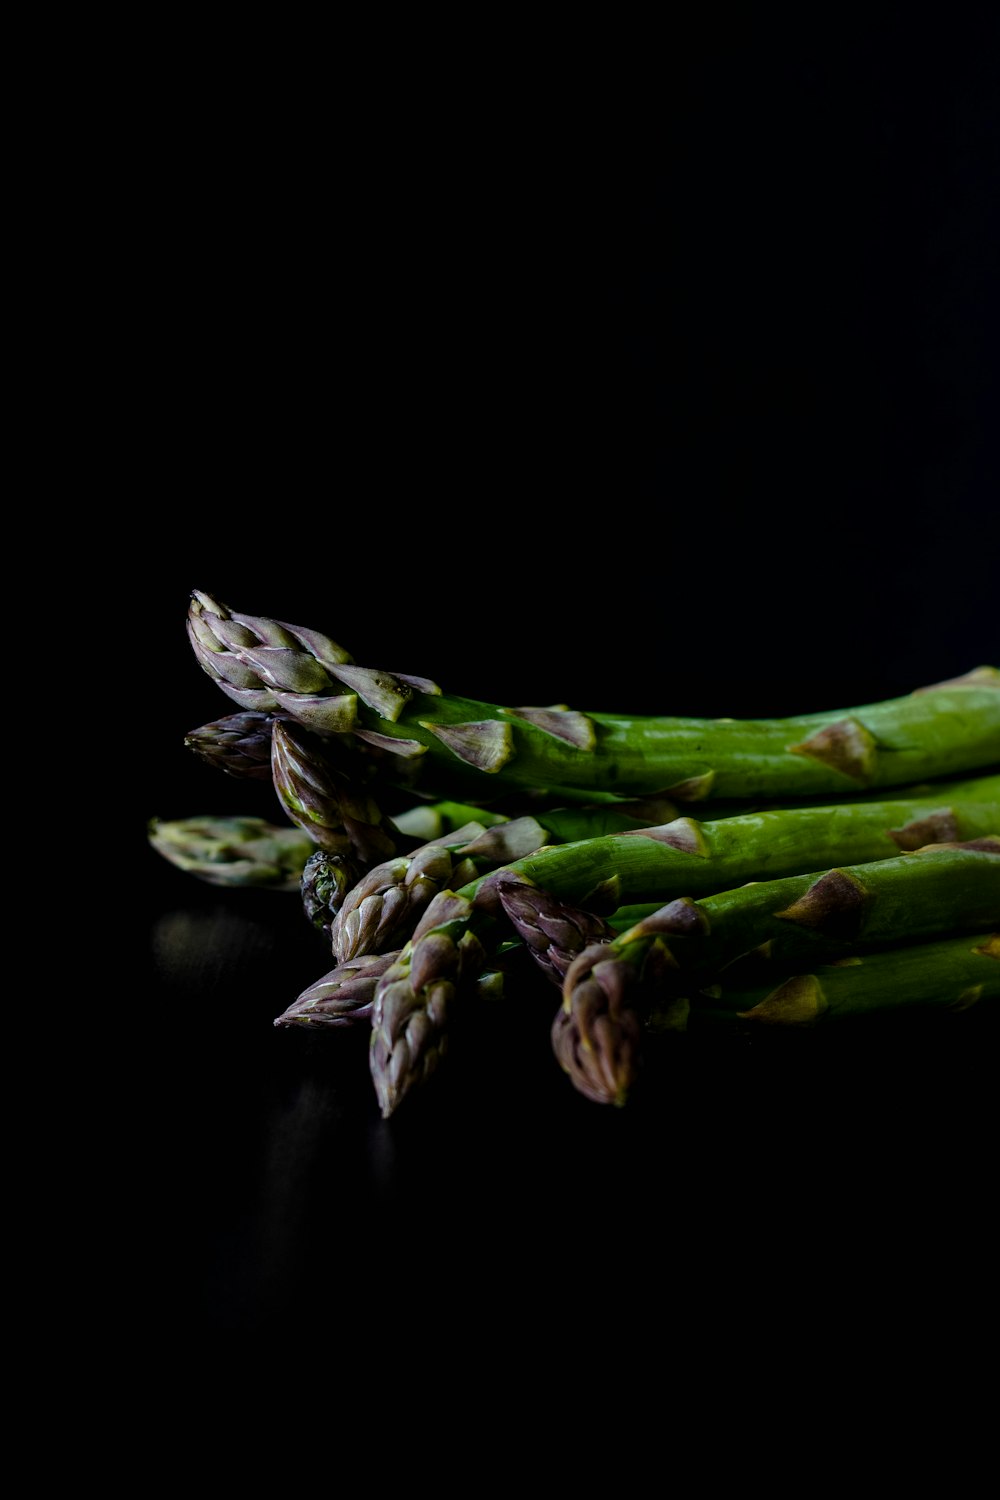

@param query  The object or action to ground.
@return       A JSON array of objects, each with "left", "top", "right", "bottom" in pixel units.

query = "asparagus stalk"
[
  {"left": 551, "top": 837, "right": 1000, "bottom": 1105},
  {"left": 553, "top": 931, "right": 1000, "bottom": 1103},
  {"left": 187, "top": 592, "right": 1000, "bottom": 803},
  {"left": 148, "top": 815, "right": 315, "bottom": 890},
  {"left": 368, "top": 774, "right": 1000, "bottom": 1115},
  {"left": 689, "top": 930, "right": 1000, "bottom": 1027},
  {"left": 507, "top": 833, "right": 1000, "bottom": 988}
]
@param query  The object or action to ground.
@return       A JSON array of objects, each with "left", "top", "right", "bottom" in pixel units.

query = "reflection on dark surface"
[{"left": 146, "top": 856, "right": 996, "bottom": 1339}]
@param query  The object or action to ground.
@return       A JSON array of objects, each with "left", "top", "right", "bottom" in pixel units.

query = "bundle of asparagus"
[{"left": 150, "top": 591, "right": 1000, "bottom": 1118}]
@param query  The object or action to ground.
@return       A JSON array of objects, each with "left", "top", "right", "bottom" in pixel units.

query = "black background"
[
  {"left": 134, "top": 17, "right": 998, "bottom": 1358},
  {"left": 139, "top": 21, "right": 997, "bottom": 764}
]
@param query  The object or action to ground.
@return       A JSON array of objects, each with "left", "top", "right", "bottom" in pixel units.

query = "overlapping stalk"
[
  {"left": 550, "top": 837, "right": 1000, "bottom": 1104},
  {"left": 367, "top": 776, "right": 1000, "bottom": 1115},
  {"left": 688, "top": 930, "right": 1000, "bottom": 1027},
  {"left": 326, "top": 796, "right": 685, "bottom": 965}
]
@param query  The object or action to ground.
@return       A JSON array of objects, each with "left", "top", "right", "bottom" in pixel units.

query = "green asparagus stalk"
[
  {"left": 553, "top": 931, "right": 1000, "bottom": 1103},
  {"left": 184, "top": 711, "right": 276, "bottom": 779},
  {"left": 368, "top": 774, "right": 1000, "bottom": 1115},
  {"left": 506, "top": 833, "right": 1000, "bottom": 988},
  {"left": 688, "top": 930, "right": 1000, "bottom": 1027},
  {"left": 187, "top": 592, "right": 1000, "bottom": 803},
  {"left": 551, "top": 837, "right": 1000, "bottom": 1105},
  {"left": 148, "top": 815, "right": 315, "bottom": 890}
]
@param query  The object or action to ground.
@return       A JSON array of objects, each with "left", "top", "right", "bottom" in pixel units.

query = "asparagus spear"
[
  {"left": 274, "top": 951, "right": 401, "bottom": 1028},
  {"left": 507, "top": 834, "right": 1000, "bottom": 987},
  {"left": 184, "top": 711, "right": 276, "bottom": 779},
  {"left": 496, "top": 879, "right": 616, "bottom": 985},
  {"left": 274, "top": 949, "right": 511, "bottom": 1030},
  {"left": 551, "top": 837, "right": 1000, "bottom": 1105},
  {"left": 553, "top": 931, "right": 1000, "bottom": 1103},
  {"left": 368, "top": 774, "right": 1000, "bottom": 1115},
  {"left": 187, "top": 592, "right": 999, "bottom": 802},
  {"left": 148, "top": 815, "right": 315, "bottom": 890},
  {"left": 690, "top": 930, "right": 1000, "bottom": 1027}
]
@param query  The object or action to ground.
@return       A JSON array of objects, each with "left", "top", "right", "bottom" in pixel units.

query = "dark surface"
[
  {"left": 132, "top": 23, "right": 998, "bottom": 1346},
  {"left": 146, "top": 852, "right": 997, "bottom": 1338}
]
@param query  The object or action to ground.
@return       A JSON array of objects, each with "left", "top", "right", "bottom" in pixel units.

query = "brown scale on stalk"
[
  {"left": 624, "top": 896, "right": 711, "bottom": 939},
  {"left": 619, "top": 816, "right": 710, "bottom": 855},
  {"left": 420, "top": 703, "right": 600, "bottom": 771},
  {"left": 888, "top": 809, "right": 960, "bottom": 850},
  {"left": 419, "top": 719, "right": 514, "bottom": 772},
  {"left": 737, "top": 974, "right": 828, "bottom": 1024},
  {"left": 773, "top": 869, "right": 873, "bottom": 940},
  {"left": 504, "top": 705, "right": 597, "bottom": 750},
  {"left": 788, "top": 716, "right": 879, "bottom": 782},
  {"left": 660, "top": 771, "right": 716, "bottom": 802}
]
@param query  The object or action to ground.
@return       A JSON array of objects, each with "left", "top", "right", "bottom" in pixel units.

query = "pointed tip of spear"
[
  {"left": 495, "top": 876, "right": 614, "bottom": 985},
  {"left": 552, "top": 944, "right": 645, "bottom": 1106}
]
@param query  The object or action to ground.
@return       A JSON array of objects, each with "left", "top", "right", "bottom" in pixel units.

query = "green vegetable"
[
  {"left": 187, "top": 591, "right": 1000, "bottom": 803},
  {"left": 368, "top": 775, "right": 1000, "bottom": 1116},
  {"left": 551, "top": 837, "right": 1000, "bottom": 1105},
  {"left": 690, "top": 930, "right": 1000, "bottom": 1027}
]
